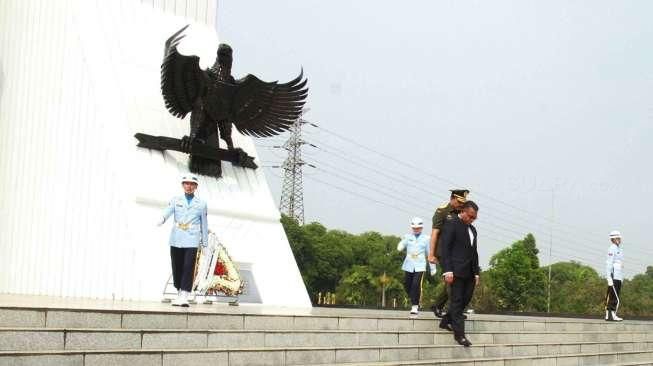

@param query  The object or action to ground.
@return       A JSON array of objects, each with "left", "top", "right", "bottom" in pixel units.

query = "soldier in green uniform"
[{"left": 428, "top": 189, "right": 469, "bottom": 318}]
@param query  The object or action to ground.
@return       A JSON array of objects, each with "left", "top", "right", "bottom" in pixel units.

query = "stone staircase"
[{"left": 1, "top": 298, "right": 652, "bottom": 365}]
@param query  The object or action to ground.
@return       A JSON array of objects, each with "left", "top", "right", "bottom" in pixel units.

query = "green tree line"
[{"left": 282, "top": 215, "right": 653, "bottom": 316}]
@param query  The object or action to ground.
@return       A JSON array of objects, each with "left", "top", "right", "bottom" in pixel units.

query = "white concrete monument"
[{"left": 0, "top": 0, "right": 311, "bottom": 307}]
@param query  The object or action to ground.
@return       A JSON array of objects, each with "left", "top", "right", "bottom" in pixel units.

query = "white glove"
[
  {"left": 607, "top": 278, "right": 613, "bottom": 286},
  {"left": 397, "top": 241, "right": 406, "bottom": 251},
  {"left": 157, "top": 217, "right": 165, "bottom": 226}
]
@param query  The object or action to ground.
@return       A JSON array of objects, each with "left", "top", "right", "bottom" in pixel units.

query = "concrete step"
[
  {"left": 0, "top": 341, "right": 652, "bottom": 366},
  {"left": 2, "top": 307, "right": 652, "bottom": 333},
  {"left": 1, "top": 327, "right": 653, "bottom": 351},
  {"left": 2, "top": 296, "right": 652, "bottom": 365},
  {"left": 308, "top": 350, "right": 653, "bottom": 366}
]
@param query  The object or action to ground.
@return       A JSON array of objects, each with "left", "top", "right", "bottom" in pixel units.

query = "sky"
[{"left": 217, "top": 1, "right": 652, "bottom": 278}]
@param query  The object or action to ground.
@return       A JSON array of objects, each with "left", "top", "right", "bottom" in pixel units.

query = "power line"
[
  {"left": 260, "top": 126, "right": 650, "bottom": 272},
  {"left": 307, "top": 137, "right": 591, "bottom": 240},
  {"left": 301, "top": 175, "right": 531, "bottom": 262},
  {"left": 276, "top": 123, "right": 608, "bottom": 250},
  {"left": 296, "top": 154, "right": 651, "bottom": 270},
  {"left": 299, "top": 131, "right": 652, "bottom": 261},
  {"left": 302, "top": 158, "right": 424, "bottom": 203},
  {"left": 302, "top": 171, "right": 529, "bottom": 251},
  {"left": 306, "top": 124, "right": 611, "bottom": 239},
  {"left": 299, "top": 144, "right": 650, "bottom": 262},
  {"left": 303, "top": 174, "right": 418, "bottom": 215},
  {"left": 265, "top": 167, "right": 623, "bottom": 272}
]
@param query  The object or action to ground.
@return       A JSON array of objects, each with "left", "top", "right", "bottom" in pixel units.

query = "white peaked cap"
[
  {"left": 181, "top": 175, "right": 199, "bottom": 185},
  {"left": 410, "top": 217, "right": 424, "bottom": 228}
]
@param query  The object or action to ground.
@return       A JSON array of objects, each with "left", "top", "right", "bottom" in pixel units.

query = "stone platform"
[{"left": 1, "top": 294, "right": 652, "bottom": 365}]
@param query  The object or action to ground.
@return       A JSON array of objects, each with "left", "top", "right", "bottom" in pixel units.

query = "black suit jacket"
[{"left": 439, "top": 215, "right": 480, "bottom": 278}]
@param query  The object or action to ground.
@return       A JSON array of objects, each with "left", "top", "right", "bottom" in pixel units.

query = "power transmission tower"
[{"left": 279, "top": 110, "right": 311, "bottom": 224}]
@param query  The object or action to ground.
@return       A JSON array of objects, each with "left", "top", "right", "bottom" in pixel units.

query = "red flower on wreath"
[{"left": 214, "top": 261, "right": 226, "bottom": 276}]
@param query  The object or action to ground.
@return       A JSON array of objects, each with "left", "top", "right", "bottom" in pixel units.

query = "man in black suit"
[{"left": 438, "top": 201, "right": 479, "bottom": 347}]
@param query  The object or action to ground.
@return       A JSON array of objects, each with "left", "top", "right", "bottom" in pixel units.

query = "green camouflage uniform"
[{"left": 432, "top": 202, "right": 458, "bottom": 310}]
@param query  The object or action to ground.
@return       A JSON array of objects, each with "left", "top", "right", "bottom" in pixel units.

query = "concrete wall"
[{"left": 0, "top": 0, "right": 311, "bottom": 307}]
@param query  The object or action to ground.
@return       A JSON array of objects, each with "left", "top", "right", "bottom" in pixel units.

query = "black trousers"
[
  {"left": 605, "top": 279, "right": 622, "bottom": 311},
  {"left": 170, "top": 246, "right": 198, "bottom": 292},
  {"left": 441, "top": 276, "right": 475, "bottom": 337},
  {"left": 403, "top": 271, "right": 424, "bottom": 306}
]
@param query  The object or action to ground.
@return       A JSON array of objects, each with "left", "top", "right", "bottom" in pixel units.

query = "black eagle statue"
[{"left": 160, "top": 25, "right": 308, "bottom": 175}]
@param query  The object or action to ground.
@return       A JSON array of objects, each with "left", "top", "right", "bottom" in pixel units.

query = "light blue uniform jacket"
[
  {"left": 606, "top": 243, "right": 624, "bottom": 281},
  {"left": 161, "top": 195, "right": 208, "bottom": 248},
  {"left": 398, "top": 233, "right": 431, "bottom": 272}
]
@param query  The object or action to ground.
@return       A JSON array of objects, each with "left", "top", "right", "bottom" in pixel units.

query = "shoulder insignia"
[{"left": 438, "top": 202, "right": 448, "bottom": 209}]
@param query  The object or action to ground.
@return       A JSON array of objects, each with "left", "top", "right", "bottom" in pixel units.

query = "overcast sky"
[{"left": 217, "top": 1, "right": 652, "bottom": 278}]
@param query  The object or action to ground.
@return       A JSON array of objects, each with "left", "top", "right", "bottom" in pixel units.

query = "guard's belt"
[{"left": 176, "top": 222, "right": 194, "bottom": 230}]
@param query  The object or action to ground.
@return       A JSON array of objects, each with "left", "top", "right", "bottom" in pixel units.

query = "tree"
[
  {"left": 281, "top": 215, "right": 404, "bottom": 305},
  {"left": 544, "top": 261, "right": 604, "bottom": 314},
  {"left": 469, "top": 269, "right": 499, "bottom": 313},
  {"left": 620, "top": 268, "right": 653, "bottom": 316},
  {"left": 335, "top": 265, "right": 377, "bottom": 305},
  {"left": 282, "top": 217, "right": 653, "bottom": 315},
  {"left": 281, "top": 215, "right": 316, "bottom": 293},
  {"left": 485, "top": 233, "right": 547, "bottom": 312},
  {"left": 309, "top": 228, "right": 354, "bottom": 294}
]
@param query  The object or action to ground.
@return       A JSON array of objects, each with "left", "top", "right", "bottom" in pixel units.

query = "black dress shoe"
[
  {"left": 455, "top": 336, "right": 472, "bottom": 347},
  {"left": 462, "top": 314, "right": 467, "bottom": 320},
  {"left": 431, "top": 305, "right": 445, "bottom": 318},
  {"left": 439, "top": 321, "right": 453, "bottom": 331}
]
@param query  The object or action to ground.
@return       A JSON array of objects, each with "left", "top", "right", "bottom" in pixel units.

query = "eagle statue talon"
[
  {"left": 233, "top": 148, "right": 257, "bottom": 169},
  {"left": 180, "top": 135, "right": 192, "bottom": 153},
  {"left": 180, "top": 135, "right": 206, "bottom": 153}
]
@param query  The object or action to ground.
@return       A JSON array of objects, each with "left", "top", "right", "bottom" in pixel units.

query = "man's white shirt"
[{"left": 468, "top": 228, "right": 474, "bottom": 247}]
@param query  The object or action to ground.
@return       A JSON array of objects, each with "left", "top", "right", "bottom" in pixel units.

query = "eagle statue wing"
[
  {"left": 161, "top": 25, "right": 208, "bottom": 119},
  {"left": 230, "top": 71, "right": 308, "bottom": 137}
]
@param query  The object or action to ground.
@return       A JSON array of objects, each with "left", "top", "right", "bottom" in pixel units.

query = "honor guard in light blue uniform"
[
  {"left": 158, "top": 175, "right": 208, "bottom": 307},
  {"left": 161, "top": 189, "right": 209, "bottom": 249},
  {"left": 605, "top": 230, "right": 624, "bottom": 321},
  {"left": 397, "top": 217, "right": 434, "bottom": 318}
]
